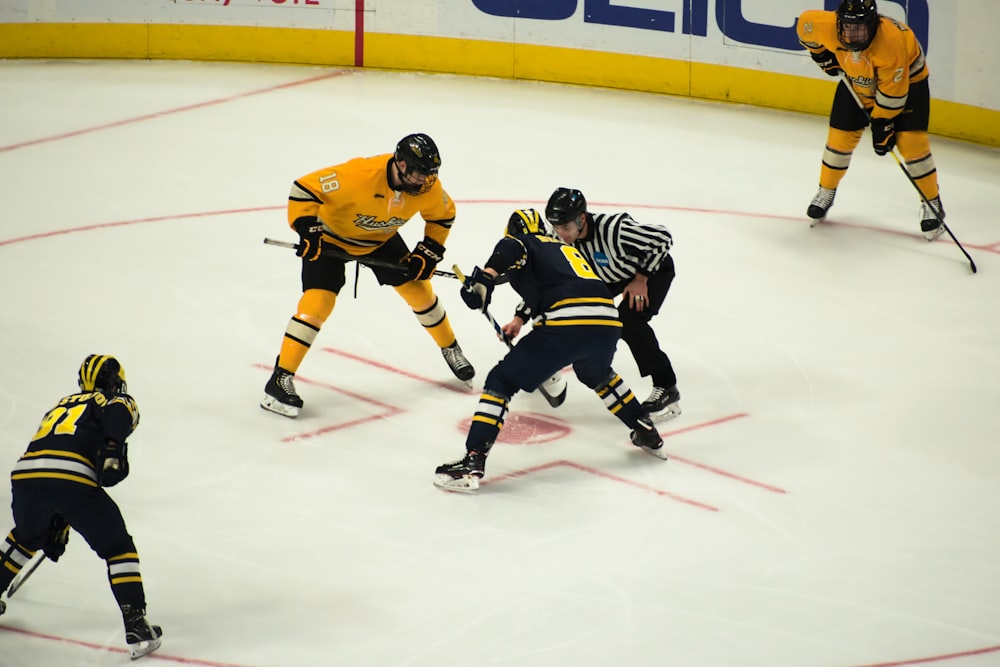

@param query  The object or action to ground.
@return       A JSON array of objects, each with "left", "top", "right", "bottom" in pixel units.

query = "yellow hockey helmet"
[{"left": 78, "top": 355, "right": 127, "bottom": 394}]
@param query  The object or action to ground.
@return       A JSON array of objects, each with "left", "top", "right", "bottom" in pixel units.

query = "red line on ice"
[
  {"left": 483, "top": 459, "right": 720, "bottom": 512},
  {"left": 0, "top": 623, "right": 256, "bottom": 666},
  {"left": 1, "top": 204, "right": 998, "bottom": 257},
  {"left": 252, "top": 363, "right": 405, "bottom": 443},
  {"left": 0, "top": 71, "right": 352, "bottom": 153},
  {"left": 855, "top": 644, "right": 1000, "bottom": 666},
  {"left": 321, "top": 348, "right": 473, "bottom": 394},
  {"left": 655, "top": 413, "right": 788, "bottom": 494}
]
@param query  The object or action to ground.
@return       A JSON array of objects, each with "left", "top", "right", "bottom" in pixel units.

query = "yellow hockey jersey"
[
  {"left": 288, "top": 153, "right": 457, "bottom": 256},
  {"left": 797, "top": 10, "right": 928, "bottom": 122}
]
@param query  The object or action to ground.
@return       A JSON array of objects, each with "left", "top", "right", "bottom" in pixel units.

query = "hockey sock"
[
  {"left": 465, "top": 390, "right": 509, "bottom": 451},
  {"left": 278, "top": 289, "right": 335, "bottom": 373},
  {"left": 896, "top": 132, "right": 939, "bottom": 200},
  {"left": 818, "top": 127, "right": 864, "bottom": 190},
  {"left": 394, "top": 282, "right": 457, "bottom": 348},
  {"left": 107, "top": 551, "right": 147, "bottom": 612},
  {"left": 594, "top": 372, "right": 645, "bottom": 428}
]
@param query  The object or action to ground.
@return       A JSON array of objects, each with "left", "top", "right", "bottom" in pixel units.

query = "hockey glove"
[
  {"left": 871, "top": 117, "right": 896, "bottom": 156},
  {"left": 99, "top": 439, "right": 130, "bottom": 487},
  {"left": 460, "top": 266, "right": 495, "bottom": 312},
  {"left": 514, "top": 300, "right": 534, "bottom": 324},
  {"left": 407, "top": 237, "right": 446, "bottom": 281},
  {"left": 292, "top": 217, "right": 324, "bottom": 261},
  {"left": 810, "top": 49, "right": 841, "bottom": 77},
  {"left": 43, "top": 515, "right": 70, "bottom": 562}
]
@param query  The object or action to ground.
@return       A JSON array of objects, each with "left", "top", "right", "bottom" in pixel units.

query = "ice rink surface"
[{"left": 1, "top": 60, "right": 999, "bottom": 667}]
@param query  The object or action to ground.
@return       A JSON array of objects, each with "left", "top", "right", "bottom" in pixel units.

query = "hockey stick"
[
  {"left": 6, "top": 552, "right": 43, "bottom": 598},
  {"left": 263, "top": 238, "right": 459, "bottom": 279},
  {"left": 453, "top": 265, "right": 567, "bottom": 408},
  {"left": 837, "top": 73, "right": 977, "bottom": 273},
  {"left": 888, "top": 151, "right": 976, "bottom": 273}
]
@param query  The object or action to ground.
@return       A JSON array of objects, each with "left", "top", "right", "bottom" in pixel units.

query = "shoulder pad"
[{"left": 109, "top": 394, "right": 140, "bottom": 432}]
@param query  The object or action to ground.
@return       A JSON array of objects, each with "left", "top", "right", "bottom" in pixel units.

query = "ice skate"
[
  {"left": 807, "top": 186, "right": 836, "bottom": 226},
  {"left": 434, "top": 450, "right": 487, "bottom": 492},
  {"left": 260, "top": 359, "right": 303, "bottom": 418},
  {"left": 124, "top": 609, "right": 162, "bottom": 660},
  {"left": 442, "top": 342, "right": 475, "bottom": 387},
  {"left": 641, "top": 385, "right": 681, "bottom": 422},
  {"left": 630, "top": 416, "right": 666, "bottom": 460},
  {"left": 920, "top": 196, "right": 945, "bottom": 241},
  {"left": 0, "top": 599, "right": 6, "bottom": 616}
]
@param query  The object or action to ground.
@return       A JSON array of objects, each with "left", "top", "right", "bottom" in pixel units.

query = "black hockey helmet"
[
  {"left": 78, "top": 354, "right": 127, "bottom": 394},
  {"left": 544, "top": 188, "right": 587, "bottom": 230},
  {"left": 506, "top": 208, "right": 550, "bottom": 238},
  {"left": 837, "top": 0, "right": 879, "bottom": 51},
  {"left": 394, "top": 133, "right": 441, "bottom": 195}
]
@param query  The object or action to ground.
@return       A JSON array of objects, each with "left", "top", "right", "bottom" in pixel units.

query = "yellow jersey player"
[
  {"left": 261, "top": 133, "right": 475, "bottom": 418},
  {"left": 797, "top": 0, "right": 945, "bottom": 240},
  {"left": 0, "top": 356, "right": 162, "bottom": 660}
]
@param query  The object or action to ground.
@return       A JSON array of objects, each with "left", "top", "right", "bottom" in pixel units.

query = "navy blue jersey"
[
  {"left": 12, "top": 391, "right": 139, "bottom": 488},
  {"left": 485, "top": 234, "right": 620, "bottom": 329}
]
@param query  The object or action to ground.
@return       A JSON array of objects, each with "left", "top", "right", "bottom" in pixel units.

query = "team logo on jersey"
[{"left": 353, "top": 214, "right": 407, "bottom": 231}]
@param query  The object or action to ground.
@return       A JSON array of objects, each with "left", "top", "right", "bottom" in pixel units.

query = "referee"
[{"left": 545, "top": 187, "right": 681, "bottom": 421}]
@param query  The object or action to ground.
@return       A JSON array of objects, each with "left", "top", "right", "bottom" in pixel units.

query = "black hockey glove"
[
  {"left": 810, "top": 49, "right": 841, "bottom": 77},
  {"left": 460, "top": 266, "right": 495, "bottom": 312},
  {"left": 99, "top": 439, "right": 130, "bottom": 487},
  {"left": 43, "top": 515, "right": 70, "bottom": 562},
  {"left": 871, "top": 117, "right": 896, "bottom": 156},
  {"left": 292, "top": 217, "right": 324, "bottom": 261},
  {"left": 407, "top": 237, "right": 446, "bottom": 281}
]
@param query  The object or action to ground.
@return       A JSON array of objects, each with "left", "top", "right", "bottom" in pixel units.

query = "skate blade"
[
  {"left": 640, "top": 444, "right": 669, "bottom": 460},
  {"left": 647, "top": 403, "right": 681, "bottom": 423},
  {"left": 260, "top": 395, "right": 300, "bottom": 418},
  {"left": 129, "top": 637, "right": 162, "bottom": 660},
  {"left": 433, "top": 474, "right": 480, "bottom": 493}
]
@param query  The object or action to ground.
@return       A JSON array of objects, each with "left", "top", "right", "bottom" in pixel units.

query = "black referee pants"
[{"left": 611, "top": 256, "right": 678, "bottom": 388}]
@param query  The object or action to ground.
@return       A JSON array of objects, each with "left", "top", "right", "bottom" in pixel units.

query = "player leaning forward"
[
  {"left": 262, "top": 133, "right": 475, "bottom": 417},
  {"left": 798, "top": 0, "right": 946, "bottom": 240},
  {"left": 434, "top": 209, "right": 665, "bottom": 493},
  {"left": 0, "top": 355, "right": 162, "bottom": 660}
]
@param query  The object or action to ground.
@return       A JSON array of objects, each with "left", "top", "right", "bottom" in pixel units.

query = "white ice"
[{"left": 1, "top": 60, "right": 999, "bottom": 667}]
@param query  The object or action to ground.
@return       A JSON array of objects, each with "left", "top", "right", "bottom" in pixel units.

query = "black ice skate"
[
  {"left": 261, "top": 358, "right": 303, "bottom": 418},
  {"left": 641, "top": 385, "right": 681, "bottom": 423},
  {"left": 920, "top": 196, "right": 946, "bottom": 241},
  {"left": 434, "top": 450, "right": 487, "bottom": 492},
  {"left": 442, "top": 342, "right": 475, "bottom": 387},
  {"left": 124, "top": 608, "right": 162, "bottom": 660},
  {"left": 630, "top": 416, "right": 667, "bottom": 460},
  {"left": 807, "top": 186, "right": 837, "bottom": 226}
]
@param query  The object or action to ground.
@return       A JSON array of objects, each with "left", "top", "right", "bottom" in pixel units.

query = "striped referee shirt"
[{"left": 573, "top": 212, "right": 674, "bottom": 283}]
